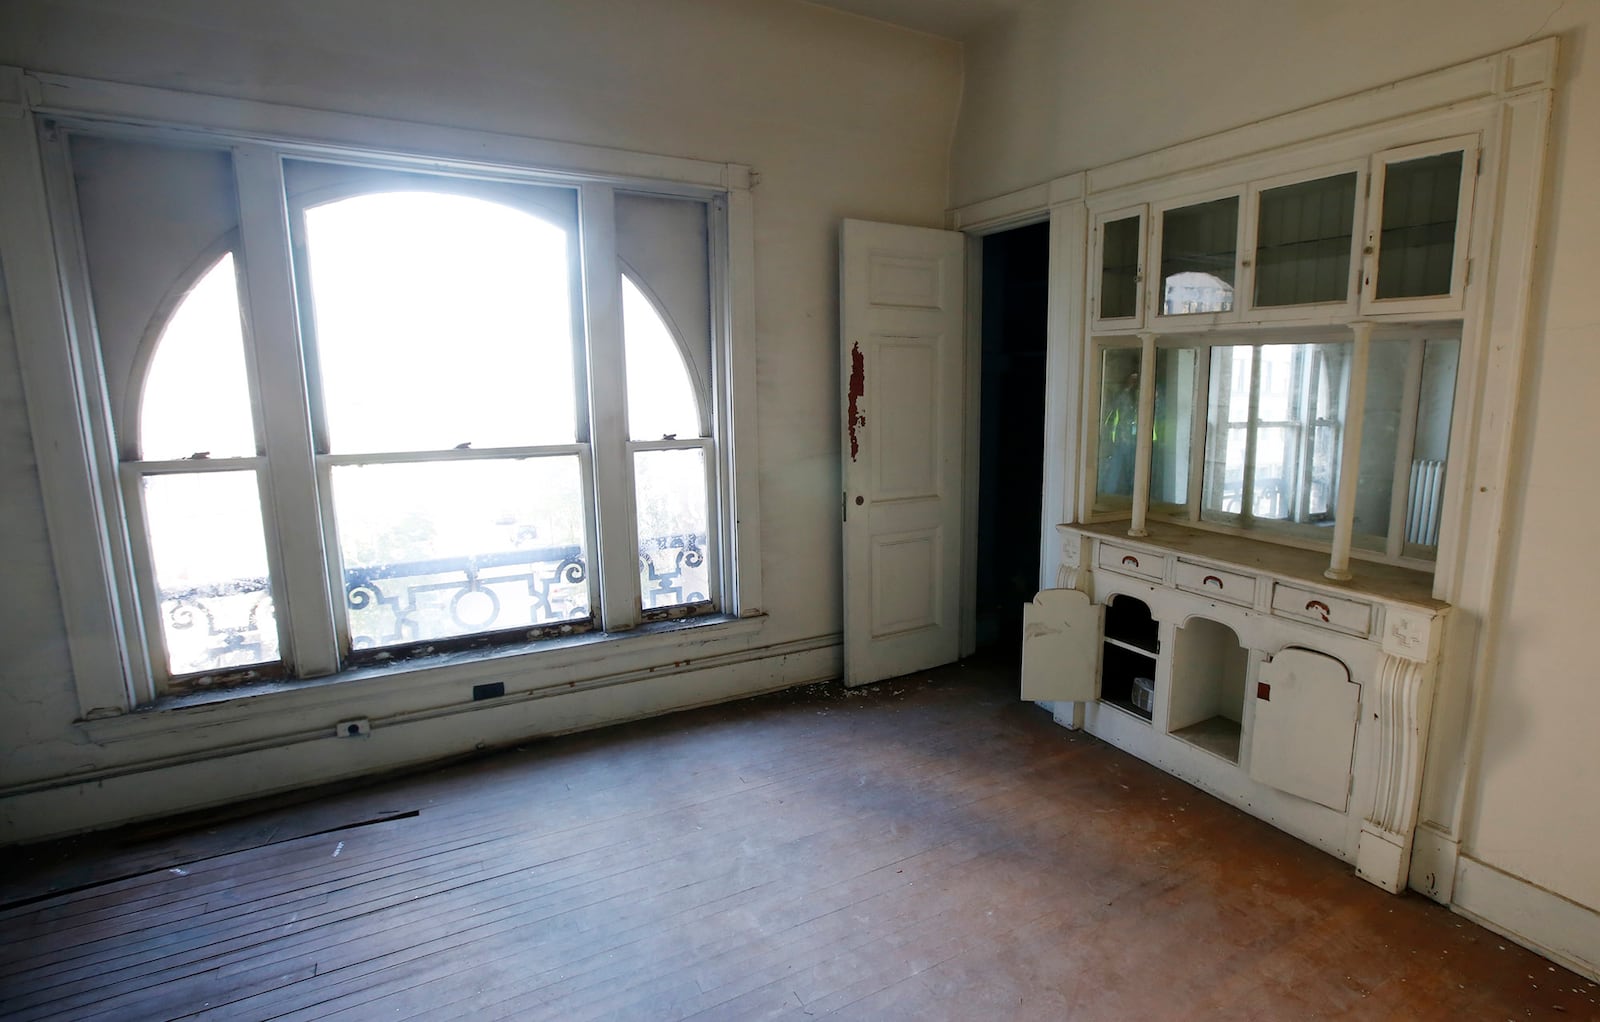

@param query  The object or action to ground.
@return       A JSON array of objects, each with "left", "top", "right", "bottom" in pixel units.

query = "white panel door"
[
  {"left": 840, "top": 219, "right": 965, "bottom": 687},
  {"left": 1249, "top": 648, "right": 1361, "bottom": 811}
]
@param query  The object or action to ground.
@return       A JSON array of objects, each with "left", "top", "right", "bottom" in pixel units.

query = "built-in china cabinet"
[{"left": 1012, "top": 41, "right": 1555, "bottom": 897}]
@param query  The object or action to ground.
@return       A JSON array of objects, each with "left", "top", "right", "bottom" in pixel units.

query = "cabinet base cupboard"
[{"left": 1022, "top": 520, "right": 1447, "bottom": 894}]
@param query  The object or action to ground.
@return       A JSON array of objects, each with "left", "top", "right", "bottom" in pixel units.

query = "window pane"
[
  {"left": 1254, "top": 172, "right": 1357, "bottom": 307},
  {"left": 1406, "top": 339, "right": 1460, "bottom": 551},
  {"left": 1151, "top": 347, "right": 1195, "bottom": 506},
  {"left": 1352, "top": 340, "right": 1411, "bottom": 545},
  {"left": 635, "top": 448, "right": 711, "bottom": 610},
  {"left": 1099, "top": 214, "right": 1141, "bottom": 320},
  {"left": 1160, "top": 197, "right": 1237, "bottom": 315},
  {"left": 623, "top": 275, "right": 702, "bottom": 441},
  {"left": 140, "top": 253, "right": 256, "bottom": 460},
  {"left": 331, "top": 457, "right": 590, "bottom": 649},
  {"left": 1096, "top": 347, "right": 1143, "bottom": 505},
  {"left": 1376, "top": 151, "right": 1464, "bottom": 300},
  {"left": 1202, "top": 346, "right": 1252, "bottom": 515},
  {"left": 301, "top": 190, "right": 577, "bottom": 453},
  {"left": 143, "top": 471, "right": 277, "bottom": 676}
]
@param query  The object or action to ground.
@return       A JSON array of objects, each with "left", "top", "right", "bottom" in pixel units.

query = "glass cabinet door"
[
  {"left": 1154, "top": 194, "right": 1240, "bottom": 319},
  {"left": 1250, "top": 170, "right": 1360, "bottom": 310},
  {"left": 1361, "top": 136, "right": 1477, "bottom": 314},
  {"left": 1092, "top": 205, "right": 1146, "bottom": 330}
]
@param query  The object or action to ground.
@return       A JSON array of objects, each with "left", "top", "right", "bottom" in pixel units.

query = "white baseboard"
[
  {"left": 1451, "top": 853, "right": 1600, "bottom": 983},
  {"left": 1408, "top": 821, "right": 1459, "bottom": 903},
  {"left": 0, "top": 640, "right": 841, "bottom": 845}
]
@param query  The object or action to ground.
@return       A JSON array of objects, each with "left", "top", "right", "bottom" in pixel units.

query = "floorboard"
[{"left": 1, "top": 655, "right": 1594, "bottom": 1020}]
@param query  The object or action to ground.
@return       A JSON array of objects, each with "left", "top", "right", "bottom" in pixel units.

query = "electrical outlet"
[{"left": 334, "top": 718, "right": 371, "bottom": 738}]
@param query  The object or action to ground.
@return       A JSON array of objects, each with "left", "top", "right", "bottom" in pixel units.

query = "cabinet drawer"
[
  {"left": 1270, "top": 583, "right": 1371, "bottom": 635},
  {"left": 1098, "top": 543, "right": 1165, "bottom": 582},
  {"left": 1173, "top": 559, "right": 1256, "bottom": 606}
]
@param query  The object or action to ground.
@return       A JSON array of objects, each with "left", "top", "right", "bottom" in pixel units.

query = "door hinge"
[
  {"left": 1476, "top": 148, "right": 1484, "bottom": 176},
  {"left": 841, "top": 490, "right": 847, "bottom": 523},
  {"left": 1465, "top": 258, "right": 1472, "bottom": 286}
]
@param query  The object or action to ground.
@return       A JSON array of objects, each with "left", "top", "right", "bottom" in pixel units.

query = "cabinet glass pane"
[
  {"left": 1375, "top": 151, "right": 1463, "bottom": 300},
  {"left": 1160, "top": 197, "right": 1237, "bottom": 315},
  {"left": 1254, "top": 173, "right": 1357, "bottom": 307},
  {"left": 1151, "top": 347, "right": 1195, "bottom": 506},
  {"left": 1351, "top": 340, "right": 1411, "bottom": 548},
  {"left": 1096, "top": 347, "right": 1143, "bottom": 505},
  {"left": 1202, "top": 343, "right": 1347, "bottom": 526},
  {"left": 1099, "top": 214, "right": 1141, "bottom": 320}
]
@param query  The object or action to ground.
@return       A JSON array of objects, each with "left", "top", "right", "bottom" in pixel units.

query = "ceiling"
[{"left": 801, "top": 0, "right": 1027, "bottom": 39}]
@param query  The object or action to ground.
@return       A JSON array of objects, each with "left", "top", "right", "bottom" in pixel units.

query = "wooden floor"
[{"left": 2, "top": 655, "right": 1595, "bottom": 1020}]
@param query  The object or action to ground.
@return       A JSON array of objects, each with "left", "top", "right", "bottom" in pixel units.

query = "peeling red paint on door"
[{"left": 847, "top": 342, "right": 866, "bottom": 462}]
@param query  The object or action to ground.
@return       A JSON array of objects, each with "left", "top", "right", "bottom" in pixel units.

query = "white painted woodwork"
[
  {"left": 0, "top": 89, "right": 137, "bottom": 717},
  {"left": 1359, "top": 135, "right": 1480, "bottom": 318},
  {"left": 233, "top": 146, "right": 341, "bottom": 678},
  {"left": 1167, "top": 616, "right": 1247, "bottom": 749},
  {"left": 1088, "top": 204, "right": 1146, "bottom": 332},
  {"left": 1050, "top": 520, "right": 1449, "bottom": 892},
  {"left": 1019, "top": 588, "right": 1101, "bottom": 703},
  {"left": 579, "top": 183, "right": 641, "bottom": 631},
  {"left": 1171, "top": 559, "right": 1253, "bottom": 606},
  {"left": 1269, "top": 582, "right": 1372, "bottom": 636},
  {"left": 1250, "top": 647, "right": 1360, "bottom": 812},
  {"left": 840, "top": 219, "right": 965, "bottom": 686},
  {"left": 1127, "top": 331, "right": 1156, "bottom": 537}
]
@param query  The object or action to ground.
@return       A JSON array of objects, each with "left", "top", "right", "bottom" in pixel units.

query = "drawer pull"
[
  {"left": 1202, "top": 574, "right": 1224, "bottom": 589},
  {"left": 1305, "top": 599, "right": 1331, "bottom": 622},
  {"left": 1122, "top": 555, "right": 1140, "bottom": 568}
]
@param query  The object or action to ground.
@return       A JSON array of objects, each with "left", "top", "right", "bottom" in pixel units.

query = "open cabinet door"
[
  {"left": 1021, "top": 589, "right": 1102, "bottom": 702},
  {"left": 840, "top": 219, "right": 965, "bottom": 687}
]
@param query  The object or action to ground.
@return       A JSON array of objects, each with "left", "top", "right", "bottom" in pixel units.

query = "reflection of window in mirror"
[
  {"left": 1096, "top": 347, "right": 1143, "bottom": 507},
  {"left": 1160, "top": 197, "right": 1238, "bottom": 315}
]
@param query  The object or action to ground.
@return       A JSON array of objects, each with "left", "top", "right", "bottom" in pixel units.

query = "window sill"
[{"left": 77, "top": 611, "right": 768, "bottom": 745}]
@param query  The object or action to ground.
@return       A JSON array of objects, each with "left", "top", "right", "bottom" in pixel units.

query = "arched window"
[
  {"left": 53, "top": 124, "right": 750, "bottom": 701},
  {"left": 298, "top": 188, "right": 591, "bottom": 649},
  {"left": 623, "top": 273, "right": 713, "bottom": 612},
  {"left": 135, "top": 252, "right": 279, "bottom": 679}
]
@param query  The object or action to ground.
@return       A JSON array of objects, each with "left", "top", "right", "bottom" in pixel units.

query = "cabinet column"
[
  {"left": 1128, "top": 331, "right": 1157, "bottom": 538},
  {"left": 1355, "top": 606, "right": 1445, "bottom": 893}
]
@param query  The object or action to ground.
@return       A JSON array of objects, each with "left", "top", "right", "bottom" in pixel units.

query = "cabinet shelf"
[{"left": 1172, "top": 715, "right": 1243, "bottom": 762}]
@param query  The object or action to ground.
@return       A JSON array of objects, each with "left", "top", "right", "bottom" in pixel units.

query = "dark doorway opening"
[{"left": 975, "top": 221, "right": 1049, "bottom": 654}]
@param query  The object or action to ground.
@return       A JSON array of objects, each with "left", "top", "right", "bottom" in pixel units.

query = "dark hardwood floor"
[{"left": 1, "top": 655, "right": 1594, "bottom": 1020}]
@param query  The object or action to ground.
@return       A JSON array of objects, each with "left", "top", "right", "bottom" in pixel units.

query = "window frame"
[{"left": 0, "top": 68, "right": 763, "bottom": 716}]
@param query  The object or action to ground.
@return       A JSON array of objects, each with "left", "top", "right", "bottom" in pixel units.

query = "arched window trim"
[{"left": 620, "top": 258, "right": 710, "bottom": 436}]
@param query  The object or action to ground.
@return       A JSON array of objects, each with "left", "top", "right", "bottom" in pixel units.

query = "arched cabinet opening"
[
  {"left": 1101, "top": 593, "right": 1158, "bottom": 721},
  {"left": 1168, "top": 617, "right": 1249, "bottom": 763}
]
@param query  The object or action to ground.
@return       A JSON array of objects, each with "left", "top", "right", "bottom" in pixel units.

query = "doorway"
[{"left": 974, "top": 221, "right": 1049, "bottom": 653}]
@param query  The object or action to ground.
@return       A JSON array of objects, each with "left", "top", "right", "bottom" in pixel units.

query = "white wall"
[
  {"left": 0, "top": 0, "right": 961, "bottom": 836},
  {"left": 952, "top": 0, "right": 1600, "bottom": 960}
]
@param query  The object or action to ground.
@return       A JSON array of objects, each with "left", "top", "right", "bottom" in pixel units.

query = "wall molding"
[
  {"left": 0, "top": 635, "right": 842, "bottom": 844},
  {"left": 1452, "top": 854, "right": 1600, "bottom": 983}
]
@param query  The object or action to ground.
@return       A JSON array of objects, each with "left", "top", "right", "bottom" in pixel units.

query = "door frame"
[{"left": 952, "top": 179, "right": 1088, "bottom": 659}]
